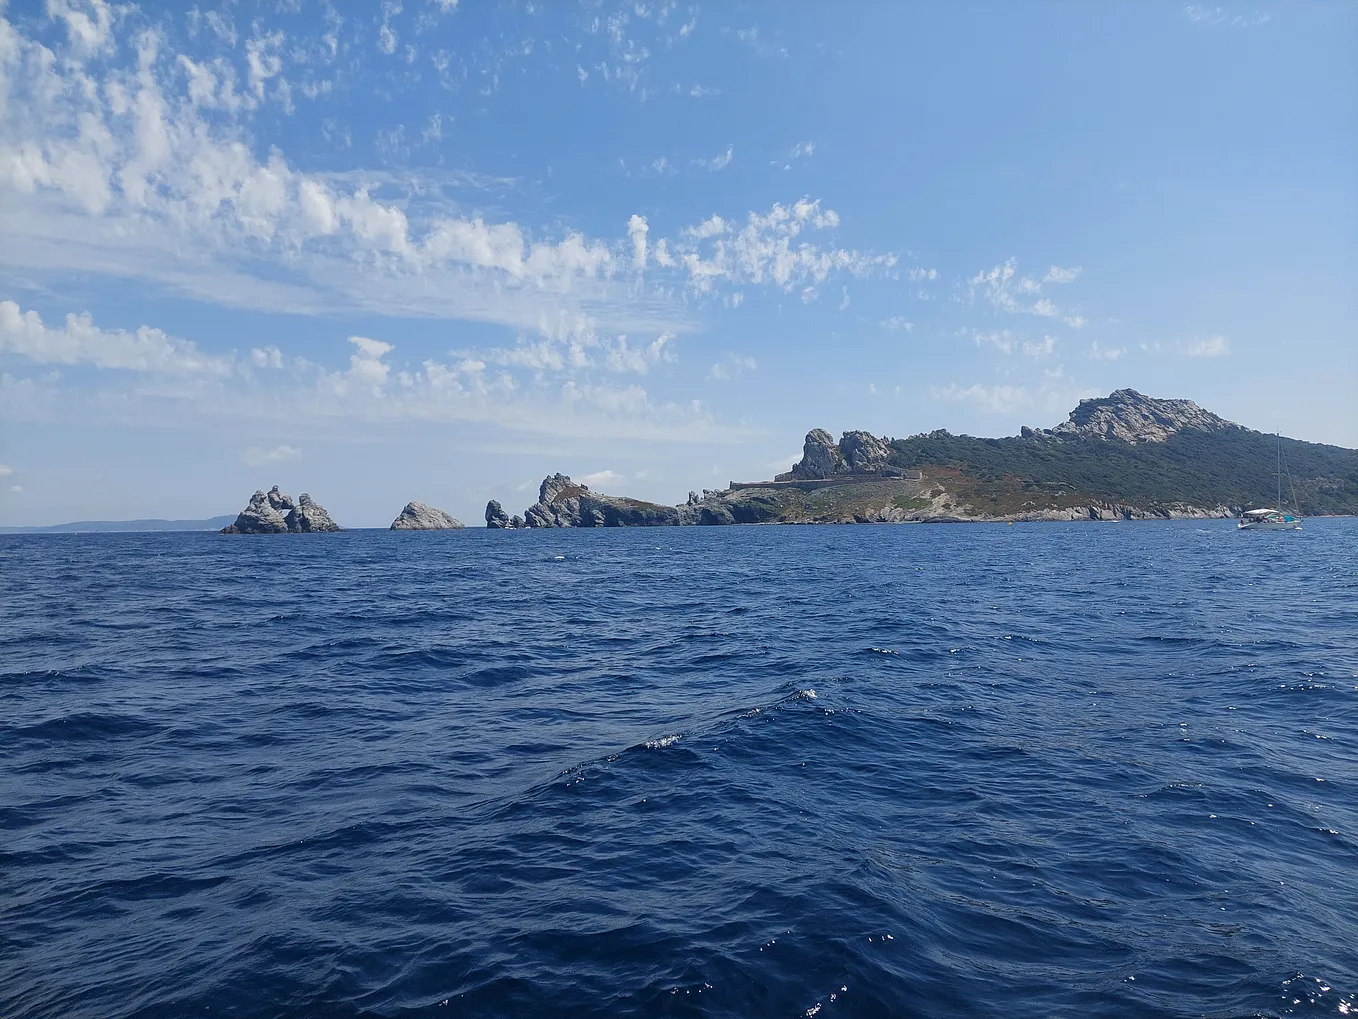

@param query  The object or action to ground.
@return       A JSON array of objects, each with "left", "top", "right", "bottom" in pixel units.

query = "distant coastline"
[{"left": 0, "top": 515, "right": 236, "bottom": 534}]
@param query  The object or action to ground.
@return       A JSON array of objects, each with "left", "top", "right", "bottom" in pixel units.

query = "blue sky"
[{"left": 1, "top": 0, "right": 1354, "bottom": 526}]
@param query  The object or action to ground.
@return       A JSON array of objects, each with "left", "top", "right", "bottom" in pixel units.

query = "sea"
[{"left": 2, "top": 519, "right": 1355, "bottom": 1019}]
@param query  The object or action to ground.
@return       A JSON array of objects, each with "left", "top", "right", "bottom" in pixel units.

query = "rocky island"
[
  {"left": 484, "top": 390, "right": 1358, "bottom": 527},
  {"left": 221, "top": 486, "right": 341, "bottom": 533},
  {"left": 390, "top": 502, "right": 463, "bottom": 530}
]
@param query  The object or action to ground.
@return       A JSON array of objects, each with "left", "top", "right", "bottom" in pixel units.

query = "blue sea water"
[{"left": 2, "top": 519, "right": 1356, "bottom": 1019}]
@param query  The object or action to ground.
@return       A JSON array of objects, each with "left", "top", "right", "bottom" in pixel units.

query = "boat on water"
[
  {"left": 1237, "top": 508, "right": 1301, "bottom": 531},
  {"left": 1237, "top": 432, "right": 1302, "bottom": 530}
]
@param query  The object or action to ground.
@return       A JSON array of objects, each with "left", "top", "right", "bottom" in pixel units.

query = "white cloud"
[
  {"left": 603, "top": 333, "right": 675, "bottom": 374},
  {"left": 1022, "top": 335, "right": 1056, "bottom": 359},
  {"left": 1089, "top": 341, "right": 1125, "bottom": 361},
  {"left": 697, "top": 145, "right": 733, "bottom": 171},
  {"left": 627, "top": 214, "right": 648, "bottom": 270},
  {"left": 0, "top": 301, "right": 234, "bottom": 375},
  {"left": 882, "top": 317, "right": 914, "bottom": 333},
  {"left": 906, "top": 267, "right": 938, "bottom": 282},
  {"left": 1183, "top": 335, "right": 1230, "bottom": 357},
  {"left": 970, "top": 258, "right": 1080, "bottom": 322},
  {"left": 1183, "top": 5, "right": 1272, "bottom": 28},
  {"left": 932, "top": 383, "right": 1031, "bottom": 414},
  {"left": 974, "top": 330, "right": 1015, "bottom": 354},
  {"left": 579, "top": 469, "right": 621, "bottom": 489},
  {"left": 673, "top": 199, "right": 895, "bottom": 295},
  {"left": 242, "top": 444, "right": 302, "bottom": 466},
  {"left": 708, "top": 353, "right": 757, "bottom": 381},
  {"left": 251, "top": 346, "right": 284, "bottom": 369},
  {"left": 1042, "top": 265, "right": 1082, "bottom": 284},
  {"left": 0, "top": 464, "right": 12, "bottom": 476},
  {"left": 9, "top": 485, "right": 22, "bottom": 493}
]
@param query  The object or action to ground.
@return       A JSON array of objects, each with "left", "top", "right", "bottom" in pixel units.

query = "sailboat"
[{"left": 1237, "top": 432, "right": 1302, "bottom": 530}]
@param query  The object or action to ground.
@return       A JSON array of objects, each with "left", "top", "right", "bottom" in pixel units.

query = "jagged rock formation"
[
  {"left": 779, "top": 428, "right": 895, "bottom": 480},
  {"left": 485, "top": 499, "right": 513, "bottom": 529},
  {"left": 520, "top": 474, "right": 682, "bottom": 527},
  {"left": 221, "top": 486, "right": 341, "bottom": 533},
  {"left": 390, "top": 501, "right": 463, "bottom": 530},
  {"left": 1037, "top": 389, "right": 1237, "bottom": 444}
]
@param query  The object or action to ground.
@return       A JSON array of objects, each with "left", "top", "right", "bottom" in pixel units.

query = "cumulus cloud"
[
  {"left": 0, "top": 301, "right": 234, "bottom": 375},
  {"left": 1089, "top": 341, "right": 1126, "bottom": 361},
  {"left": 578, "top": 469, "right": 621, "bottom": 489},
  {"left": 0, "top": 464, "right": 12, "bottom": 476},
  {"left": 672, "top": 199, "right": 895, "bottom": 296}
]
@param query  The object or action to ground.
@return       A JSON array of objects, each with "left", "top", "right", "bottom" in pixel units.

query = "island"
[
  {"left": 221, "top": 486, "right": 341, "bottom": 533},
  {"left": 485, "top": 390, "right": 1358, "bottom": 527}
]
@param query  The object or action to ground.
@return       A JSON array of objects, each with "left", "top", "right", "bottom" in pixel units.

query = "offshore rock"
[
  {"left": 285, "top": 493, "right": 341, "bottom": 532},
  {"left": 1044, "top": 389, "right": 1237, "bottom": 444},
  {"left": 390, "top": 501, "right": 463, "bottom": 530},
  {"left": 485, "top": 500, "right": 512, "bottom": 529},
  {"left": 520, "top": 474, "right": 682, "bottom": 527},
  {"left": 222, "top": 487, "right": 340, "bottom": 533}
]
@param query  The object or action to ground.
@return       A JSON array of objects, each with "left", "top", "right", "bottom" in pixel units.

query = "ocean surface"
[{"left": 3, "top": 519, "right": 1356, "bottom": 1019}]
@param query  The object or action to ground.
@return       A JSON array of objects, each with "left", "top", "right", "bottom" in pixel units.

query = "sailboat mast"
[{"left": 1276, "top": 431, "right": 1282, "bottom": 510}]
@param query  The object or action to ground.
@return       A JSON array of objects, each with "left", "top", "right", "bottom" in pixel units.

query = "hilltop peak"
[{"left": 1041, "top": 389, "right": 1238, "bottom": 444}]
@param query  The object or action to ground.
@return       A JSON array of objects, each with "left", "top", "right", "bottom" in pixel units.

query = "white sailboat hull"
[{"left": 1237, "top": 518, "right": 1301, "bottom": 531}]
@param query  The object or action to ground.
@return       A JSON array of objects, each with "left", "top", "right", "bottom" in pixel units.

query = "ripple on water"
[{"left": 1, "top": 520, "right": 1356, "bottom": 1018}]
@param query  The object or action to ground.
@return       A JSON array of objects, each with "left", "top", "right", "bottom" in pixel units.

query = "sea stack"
[
  {"left": 221, "top": 486, "right": 341, "bottom": 533},
  {"left": 485, "top": 499, "right": 514, "bottom": 528},
  {"left": 390, "top": 501, "right": 464, "bottom": 530}
]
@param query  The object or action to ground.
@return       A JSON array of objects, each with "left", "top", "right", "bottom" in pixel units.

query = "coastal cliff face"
[
  {"left": 221, "top": 487, "right": 341, "bottom": 533},
  {"left": 390, "top": 502, "right": 463, "bottom": 530}
]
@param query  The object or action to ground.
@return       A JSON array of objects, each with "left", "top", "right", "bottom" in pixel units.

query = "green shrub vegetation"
[{"left": 885, "top": 429, "right": 1358, "bottom": 515}]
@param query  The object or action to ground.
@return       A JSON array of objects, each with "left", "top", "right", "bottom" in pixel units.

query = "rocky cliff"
[
  {"left": 221, "top": 486, "right": 341, "bottom": 533},
  {"left": 390, "top": 501, "right": 463, "bottom": 530}
]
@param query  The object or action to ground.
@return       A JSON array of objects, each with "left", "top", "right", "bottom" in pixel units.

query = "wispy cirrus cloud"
[
  {"left": 969, "top": 258, "right": 1085, "bottom": 327},
  {"left": 1183, "top": 5, "right": 1272, "bottom": 29}
]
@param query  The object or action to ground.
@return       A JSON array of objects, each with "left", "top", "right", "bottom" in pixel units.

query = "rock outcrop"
[
  {"left": 485, "top": 499, "right": 513, "bottom": 529},
  {"left": 519, "top": 474, "right": 682, "bottom": 527},
  {"left": 779, "top": 428, "right": 897, "bottom": 480},
  {"left": 221, "top": 486, "right": 341, "bottom": 533},
  {"left": 1040, "top": 389, "right": 1237, "bottom": 444},
  {"left": 390, "top": 501, "right": 463, "bottom": 530}
]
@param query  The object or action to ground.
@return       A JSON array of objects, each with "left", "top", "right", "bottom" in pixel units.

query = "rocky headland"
[
  {"left": 480, "top": 390, "right": 1358, "bottom": 527},
  {"left": 390, "top": 501, "right": 463, "bottom": 530},
  {"left": 221, "top": 486, "right": 341, "bottom": 533}
]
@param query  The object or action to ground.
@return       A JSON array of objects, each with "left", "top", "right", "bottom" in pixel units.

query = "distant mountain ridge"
[{"left": 0, "top": 515, "right": 236, "bottom": 534}]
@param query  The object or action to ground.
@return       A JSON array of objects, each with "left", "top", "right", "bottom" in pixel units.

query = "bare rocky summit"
[
  {"left": 390, "top": 501, "right": 463, "bottom": 530},
  {"left": 221, "top": 486, "right": 341, "bottom": 533},
  {"left": 779, "top": 429, "right": 894, "bottom": 480},
  {"left": 1032, "top": 388, "right": 1237, "bottom": 444}
]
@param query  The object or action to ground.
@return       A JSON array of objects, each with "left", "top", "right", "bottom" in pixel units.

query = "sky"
[{"left": 1, "top": 0, "right": 1354, "bottom": 527}]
